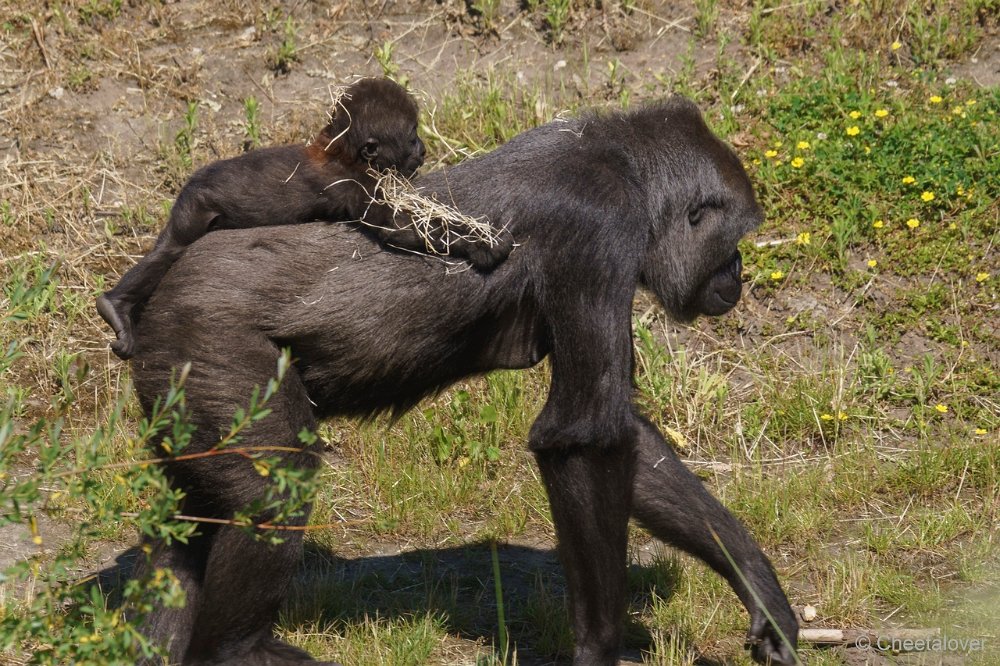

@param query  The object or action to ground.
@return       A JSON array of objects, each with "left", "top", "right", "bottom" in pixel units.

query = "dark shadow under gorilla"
[
  {"left": 94, "top": 542, "right": 719, "bottom": 665},
  {"left": 128, "top": 97, "right": 799, "bottom": 666}
]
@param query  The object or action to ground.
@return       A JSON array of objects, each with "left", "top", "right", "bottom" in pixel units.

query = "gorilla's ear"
[{"left": 361, "top": 138, "right": 380, "bottom": 162}]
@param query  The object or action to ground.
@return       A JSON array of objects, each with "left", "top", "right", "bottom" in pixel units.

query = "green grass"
[{"left": 1, "top": 1, "right": 998, "bottom": 664}]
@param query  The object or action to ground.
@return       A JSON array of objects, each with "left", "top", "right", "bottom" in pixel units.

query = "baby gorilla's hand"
[{"left": 455, "top": 228, "right": 515, "bottom": 271}]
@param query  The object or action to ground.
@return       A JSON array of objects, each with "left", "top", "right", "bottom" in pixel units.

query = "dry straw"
[
  {"left": 363, "top": 168, "right": 504, "bottom": 260},
  {"left": 320, "top": 83, "right": 352, "bottom": 151}
]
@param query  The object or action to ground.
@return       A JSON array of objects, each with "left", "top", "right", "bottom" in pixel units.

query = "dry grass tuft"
[{"left": 364, "top": 168, "right": 504, "bottom": 261}]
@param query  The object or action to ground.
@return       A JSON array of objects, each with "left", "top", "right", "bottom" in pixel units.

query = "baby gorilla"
[{"left": 97, "top": 77, "right": 512, "bottom": 359}]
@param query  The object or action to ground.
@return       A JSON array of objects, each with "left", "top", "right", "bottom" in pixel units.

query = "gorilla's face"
[
  {"left": 369, "top": 122, "right": 425, "bottom": 177},
  {"left": 640, "top": 124, "right": 762, "bottom": 322}
]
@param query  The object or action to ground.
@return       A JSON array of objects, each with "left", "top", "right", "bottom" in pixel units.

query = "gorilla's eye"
[{"left": 688, "top": 206, "right": 704, "bottom": 226}]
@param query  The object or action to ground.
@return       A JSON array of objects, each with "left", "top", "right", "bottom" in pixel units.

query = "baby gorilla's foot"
[
  {"left": 96, "top": 294, "right": 137, "bottom": 360},
  {"left": 459, "top": 228, "right": 515, "bottom": 271}
]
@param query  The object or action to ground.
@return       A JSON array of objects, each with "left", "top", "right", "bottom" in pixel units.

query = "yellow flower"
[
  {"left": 874, "top": 108, "right": 889, "bottom": 118},
  {"left": 929, "top": 95, "right": 943, "bottom": 104},
  {"left": 873, "top": 219, "right": 884, "bottom": 229},
  {"left": 774, "top": 141, "right": 783, "bottom": 148},
  {"left": 796, "top": 231, "right": 811, "bottom": 245},
  {"left": 846, "top": 125, "right": 860, "bottom": 136},
  {"left": 867, "top": 259, "right": 878, "bottom": 268},
  {"left": 966, "top": 99, "right": 977, "bottom": 106},
  {"left": 906, "top": 218, "right": 920, "bottom": 229},
  {"left": 902, "top": 176, "right": 916, "bottom": 185},
  {"left": 952, "top": 106, "right": 964, "bottom": 115},
  {"left": 864, "top": 145, "right": 871, "bottom": 154},
  {"left": 849, "top": 110, "right": 862, "bottom": 119},
  {"left": 934, "top": 404, "right": 948, "bottom": 414},
  {"left": 820, "top": 413, "right": 834, "bottom": 421},
  {"left": 957, "top": 186, "right": 965, "bottom": 195},
  {"left": 765, "top": 149, "right": 778, "bottom": 158},
  {"left": 920, "top": 191, "right": 935, "bottom": 202},
  {"left": 838, "top": 411, "right": 848, "bottom": 421},
  {"left": 976, "top": 272, "right": 990, "bottom": 283},
  {"left": 975, "top": 428, "right": 987, "bottom": 435},
  {"left": 891, "top": 41, "right": 902, "bottom": 50},
  {"left": 770, "top": 270, "right": 784, "bottom": 280},
  {"left": 797, "top": 140, "right": 811, "bottom": 150},
  {"left": 948, "top": 222, "right": 957, "bottom": 230},
  {"left": 791, "top": 157, "right": 805, "bottom": 168}
]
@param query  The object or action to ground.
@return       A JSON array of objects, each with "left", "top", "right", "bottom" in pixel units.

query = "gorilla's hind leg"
[
  {"left": 181, "top": 525, "right": 341, "bottom": 665},
  {"left": 134, "top": 533, "right": 211, "bottom": 666},
  {"left": 629, "top": 415, "right": 799, "bottom": 666}
]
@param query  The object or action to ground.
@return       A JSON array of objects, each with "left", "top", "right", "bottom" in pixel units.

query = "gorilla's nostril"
[{"left": 729, "top": 251, "right": 743, "bottom": 277}]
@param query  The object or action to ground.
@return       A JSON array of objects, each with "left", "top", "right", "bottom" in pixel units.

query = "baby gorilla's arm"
[{"left": 361, "top": 203, "right": 513, "bottom": 270}]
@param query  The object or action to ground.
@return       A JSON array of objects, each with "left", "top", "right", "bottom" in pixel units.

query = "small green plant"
[
  {"left": 471, "top": 0, "right": 503, "bottom": 33},
  {"left": 3, "top": 261, "right": 58, "bottom": 322},
  {"left": 78, "top": 0, "right": 122, "bottom": 24},
  {"left": 174, "top": 101, "right": 198, "bottom": 170},
  {"left": 427, "top": 389, "right": 501, "bottom": 465},
  {"left": 693, "top": 0, "right": 718, "bottom": 38},
  {"left": 66, "top": 65, "right": 94, "bottom": 91},
  {"left": 119, "top": 204, "right": 158, "bottom": 231},
  {"left": 51, "top": 351, "right": 88, "bottom": 414},
  {"left": 373, "top": 41, "right": 409, "bottom": 88},
  {"left": 857, "top": 337, "right": 896, "bottom": 401},
  {"left": 374, "top": 41, "right": 397, "bottom": 77},
  {"left": 747, "top": 3, "right": 765, "bottom": 47},
  {"left": 544, "top": 0, "right": 572, "bottom": 44},
  {"left": 606, "top": 59, "right": 630, "bottom": 107},
  {"left": 243, "top": 95, "right": 262, "bottom": 150},
  {"left": 270, "top": 16, "right": 298, "bottom": 73}
]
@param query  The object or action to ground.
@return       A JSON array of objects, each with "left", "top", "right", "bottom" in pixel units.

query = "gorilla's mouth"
[
  {"left": 695, "top": 250, "right": 743, "bottom": 316},
  {"left": 714, "top": 251, "right": 743, "bottom": 305}
]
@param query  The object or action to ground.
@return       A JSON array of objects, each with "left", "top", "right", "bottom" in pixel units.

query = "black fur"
[
  {"left": 129, "top": 97, "right": 798, "bottom": 666},
  {"left": 98, "top": 77, "right": 513, "bottom": 360}
]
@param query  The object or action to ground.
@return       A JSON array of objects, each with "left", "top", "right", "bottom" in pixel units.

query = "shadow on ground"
[{"left": 94, "top": 540, "right": 730, "bottom": 665}]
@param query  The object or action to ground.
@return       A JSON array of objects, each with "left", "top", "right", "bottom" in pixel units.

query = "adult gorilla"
[{"left": 128, "top": 97, "right": 798, "bottom": 666}]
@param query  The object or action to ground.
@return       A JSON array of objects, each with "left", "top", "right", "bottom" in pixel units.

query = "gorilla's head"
[
  {"left": 323, "top": 77, "right": 426, "bottom": 177},
  {"left": 638, "top": 98, "right": 762, "bottom": 322}
]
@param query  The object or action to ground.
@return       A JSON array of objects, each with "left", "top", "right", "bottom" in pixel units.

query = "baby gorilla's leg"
[
  {"left": 96, "top": 293, "right": 136, "bottom": 359},
  {"left": 98, "top": 239, "right": 184, "bottom": 359},
  {"left": 99, "top": 208, "right": 218, "bottom": 359}
]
